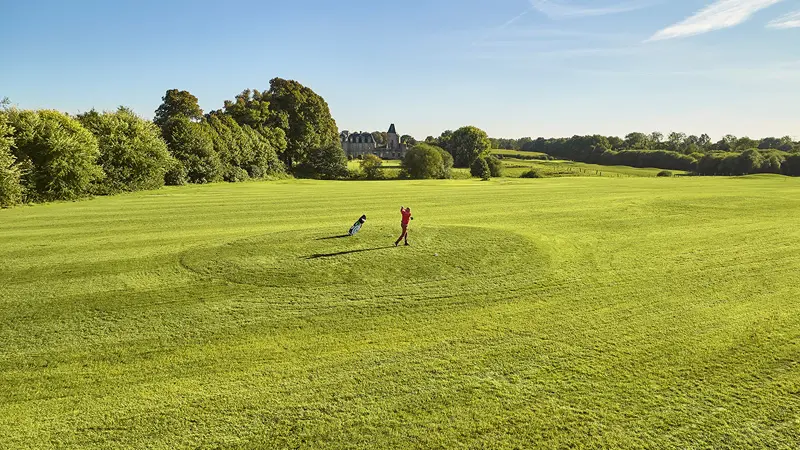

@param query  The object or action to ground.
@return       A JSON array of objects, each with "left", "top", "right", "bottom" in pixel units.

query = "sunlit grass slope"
[{"left": 1, "top": 176, "right": 799, "bottom": 448}]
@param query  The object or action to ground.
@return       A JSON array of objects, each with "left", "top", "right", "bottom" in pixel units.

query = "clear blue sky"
[{"left": 2, "top": 0, "right": 799, "bottom": 140}]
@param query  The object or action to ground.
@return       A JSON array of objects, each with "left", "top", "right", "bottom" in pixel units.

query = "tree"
[
  {"left": 624, "top": 132, "right": 648, "bottom": 149},
  {"left": 436, "top": 130, "right": 454, "bottom": 153},
  {"left": 471, "top": 157, "right": 491, "bottom": 180},
  {"left": 372, "top": 131, "right": 388, "bottom": 146},
  {"left": 400, "top": 135, "right": 417, "bottom": 146},
  {"left": 607, "top": 136, "right": 624, "bottom": 150},
  {"left": 6, "top": 109, "right": 103, "bottom": 201},
  {"left": 649, "top": 131, "right": 664, "bottom": 149},
  {"left": 485, "top": 155, "right": 503, "bottom": 177},
  {"left": 162, "top": 116, "right": 221, "bottom": 184},
  {"left": 699, "top": 134, "right": 712, "bottom": 150},
  {"left": 360, "top": 154, "right": 384, "bottom": 179},
  {"left": 78, "top": 107, "right": 172, "bottom": 193},
  {"left": 266, "top": 78, "right": 339, "bottom": 169},
  {"left": 736, "top": 149, "right": 764, "bottom": 174},
  {"left": 221, "top": 89, "right": 272, "bottom": 129},
  {"left": 782, "top": 154, "right": 800, "bottom": 176},
  {"left": 402, "top": 143, "right": 450, "bottom": 179},
  {"left": 154, "top": 89, "right": 203, "bottom": 130},
  {"left": 714, "top": 134, "right": 737, "bottom": 151},
  {"left": 735, "top": 137, "right": 758, "bottom": 152},
  {"left": 667, "top": 132, "right": 686, "bottom": 153},
  {"left": 242, "top": 125, "right": 285, "bottom": 178},
  {"left": 297, "top": 143, "right": 348, "bottom": 179},
  {"left": 449, "top": 126, "right": 491, "bottom": 167},
  {"left": 0, "top": 112, "right": 22, "bottom": 207},
  {"left": 778, "top": 136, "right": 795, "bottom": 152}
]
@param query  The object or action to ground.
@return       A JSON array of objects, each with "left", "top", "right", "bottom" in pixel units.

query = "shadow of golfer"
[
  {"left": 316, "top": 235, "right": 351, "bottom": 240},
  {"left": 306, "top": 246, "right": 395, "bottom": 259}
]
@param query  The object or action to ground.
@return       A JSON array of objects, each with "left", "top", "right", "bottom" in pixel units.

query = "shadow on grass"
[
  {"left": 316, "top": 235, "right": 351, "bottom": 240},
  {"left": 306, "top": 246, "right": 396, "bottom": 259}
]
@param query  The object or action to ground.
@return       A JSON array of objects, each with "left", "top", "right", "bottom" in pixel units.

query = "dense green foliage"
[
  {"left": 520, "top": 168, "right": 545, "bottom": 178},
  {"left": 6, "top": 109, "right": 103, "bottom": 202},
  {"left": 490, "top": 133, "right": 798, "bottom": 154},
  {"left": 2, "top": 178, "right": 800, "bottom": 448},
  {"left": 360, "top": 154, "right": 384, "bottom": 179},
  {"left": 485, "top": 155, "right": 503, "bottom": 177},
  {"left": 470, "top": 156, "right": 491, "bottom": 179},
  {"left": 266, "top": 78, "right": 339, "bottom": 169},
  {"left": 783, "top": 154, "right": 800, "bottom": 176},
  {"left": 206, "top": 113, "right": 284, "bottom": 181},
  {"left": 153, "top": 89, "right": 204, "bottom": 130},
  {"left": 402, "top": 143, "right": 452, "bottom": 179},
  {"left": 296, "top": 144, "right": 348, "bottom": 179},
  {"left": 442, "top": 126, "right": 491, "bottom": 168},
  {"left": 0, "top": 113, "right": 22, "bottom": 207},
  {"left": 78, "top": 108, "right": 172, "bottom": 193},
  {"left": 161, "top": 116, "right": 221, "bottom": 184}
]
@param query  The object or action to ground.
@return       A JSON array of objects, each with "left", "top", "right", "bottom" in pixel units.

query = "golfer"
[{"left": 395, "top": 206, "right": 412, "bottom": 246}]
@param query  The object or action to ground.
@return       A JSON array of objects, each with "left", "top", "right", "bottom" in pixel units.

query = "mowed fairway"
[{"left": 2, "top": 177, "right": 800, "bottom": 449}]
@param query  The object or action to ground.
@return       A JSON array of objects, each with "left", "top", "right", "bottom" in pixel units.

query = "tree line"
[
  {"left": 0, "top": 79, "right": 347, "bottom": 208},
  {"left": 485, "top": 133, "right": 800, "bottom": 176}
]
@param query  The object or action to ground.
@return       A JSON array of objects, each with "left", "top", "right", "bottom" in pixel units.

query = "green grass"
[
  {"left": 2, "top": 177, "right": 800, "bottom": 448},
  {"left": 490, "top": 149, "right": 549, "bottom": 159},
  {"left": 501, "top": 158, "right": 687, "bottom": 178}
]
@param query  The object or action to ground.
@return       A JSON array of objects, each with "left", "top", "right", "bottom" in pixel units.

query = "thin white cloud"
[
  {"left": 529, "top": 0, "right": 657, "bottom": 18},
  {"left": 767, "top": 11, "right": 800, "bottom": 28},
  {"left": 499, "top": 9, "right": 533, "bottom": 29},
  {"left": 647, "top": 0, "right": 785, "bottom": 41}
]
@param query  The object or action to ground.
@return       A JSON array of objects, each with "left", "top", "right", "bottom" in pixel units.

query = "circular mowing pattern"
[{"left": 180, "top": 225, "right": 545, "bottom": 289}]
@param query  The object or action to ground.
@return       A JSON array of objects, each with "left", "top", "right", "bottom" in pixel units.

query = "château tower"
[{"left": 387, "top": 123, "right": 400, "bottom": 150}]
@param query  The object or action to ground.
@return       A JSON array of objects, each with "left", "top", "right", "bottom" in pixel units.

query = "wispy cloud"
[
  {"left": 529, "top": 0, "right": 657, "bottom": 19},
  {"left": 647, "top": 0, "right": 785, "bottom": 41},
  {"left": 767, "top": 11, "right": 800, "bottom": 28}
]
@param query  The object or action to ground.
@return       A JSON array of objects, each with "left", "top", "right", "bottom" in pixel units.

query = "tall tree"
[
  {"left": 266, "top": 78, "right": 339, "bottom": 168},
  {"left": 154, "top": 89, "right": 203, "bottom": 130},
  {"left": 449, "top": 126, "right": 491, "bottom": 167},
  {"left": 162, "top": 116, "right": 221, "bottom": 184},
  {"left": 221, "top": 89, "right": 272, "bottom": 129},
  {"left": 624, "top": 132, "right": 648, "bottom": 149}
]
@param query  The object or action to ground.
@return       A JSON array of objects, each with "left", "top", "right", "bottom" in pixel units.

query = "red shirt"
[{"left": 401, "top": 209, "right": 412, "bottom": 225}]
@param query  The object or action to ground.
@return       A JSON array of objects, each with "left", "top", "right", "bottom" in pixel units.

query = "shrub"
[
  {"left": 162, "top": 116, "right": 221, "bottom": 184},
  {"left": 6, "top": 109, "right": 103, "bottom": 202},
  {"left": 78, "top": 107, "right": 171, "bottom": 193},
  {"left": 402, "top": 144, "right": 450, "bottom": 179},
  {"left": 520, "top": 168, "right": 545, "bottom": 178},
  {"left": 485, "top": 155, "right": 503, "bottom": 177},
  {"left": 470, "top": 157, "right": 491, "bottom": 180},
  {"left": 0, "top": 113, "right": 23, "bottom": 207},
  {"left": 297, "top": 144, "right": 348, "bottom": 179},
  {"left": 657, "top": 170, "right": 673, "bottom": 177},
  {"left": 360, "top": 154, "right": 384, "bottom": 179}
]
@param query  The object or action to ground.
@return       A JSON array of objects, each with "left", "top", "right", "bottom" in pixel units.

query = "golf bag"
[{"left": 348, "top": 215, "right": 367, "bottom": 236}]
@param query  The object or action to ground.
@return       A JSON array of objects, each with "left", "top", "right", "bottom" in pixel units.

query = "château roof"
[
  {"left": 388, "top": 124, "right": 397, "bottom": 134},
  {"left": 343, "top": 132, "right": 375, "bottom": 144}
]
